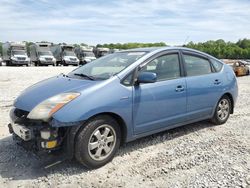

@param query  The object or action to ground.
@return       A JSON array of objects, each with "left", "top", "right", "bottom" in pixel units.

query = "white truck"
[
  {"left": 30, "top": 42, "right": 56, "bottom": 66},
  {"left": 51, "top": 44, "right": 79, "bottom": 66},
  {"left": 2, "top": 42, "right": 30, "bottom": 66},
  {"left": 75, "top": 46, "right": 96, "bottom": 65},
  {"left": 94, "top": 47, "right": 110, "bottom": 58}
]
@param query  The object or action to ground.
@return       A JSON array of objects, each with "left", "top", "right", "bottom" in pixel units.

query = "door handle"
[
  {"left": 175, "top": 85, "right": 185, "bottom": 92},
  {"left": 214, "top": 79, "right": 221, "bottom": 85}
]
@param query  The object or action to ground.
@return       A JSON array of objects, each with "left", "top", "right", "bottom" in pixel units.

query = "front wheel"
[
  {"left": 211, "top": 95, "right": 231, "bottom": 125},
  {"left": 75, "top": 115, "right": 121, "bottom": 169}
]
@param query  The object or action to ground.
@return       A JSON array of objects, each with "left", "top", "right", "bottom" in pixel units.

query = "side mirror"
[{"left": 137, "top": 72, "right": 157, "bottom": 84}]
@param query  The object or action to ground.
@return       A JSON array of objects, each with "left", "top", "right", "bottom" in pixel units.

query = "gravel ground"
[{"left": 0, "top": 67, "right": 249, "bottom": 188}]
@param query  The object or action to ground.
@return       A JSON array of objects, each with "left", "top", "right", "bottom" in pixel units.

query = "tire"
[
  {"left": 75, "top": 115, "right": 121, "bottom": 169},
  {"left": 211, "top": 95, "right": 231, "bottom": 125},
  {"left": 63, "top": 60, "right": 68, "bottom": 66}
]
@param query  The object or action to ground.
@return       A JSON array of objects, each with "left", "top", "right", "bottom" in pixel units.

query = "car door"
[
  {"left": 133, "top": 51, "right": 187, "bottom": 135},
  {"left": 182, "top": 51, "right": 224, "bottom": 120}
]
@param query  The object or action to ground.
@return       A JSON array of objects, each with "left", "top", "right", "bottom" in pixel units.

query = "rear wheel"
[
  {"left": 211, "top": 95, "right": 231, "bottom": 125},
  {"left": 75, "top": 115, "right": 121, "bottom": 169}
]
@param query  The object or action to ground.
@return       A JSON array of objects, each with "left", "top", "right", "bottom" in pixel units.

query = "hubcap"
[
  {"left": 217, "top": 99, "right": 230, "bottom": 121},
  {"left": 88, "top": 124, "right": 116, "bottom": 161}
]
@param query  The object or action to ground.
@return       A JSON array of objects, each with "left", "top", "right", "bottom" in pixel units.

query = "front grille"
[
  {"left": 70, "top": 58, "right": 77, "bottom": 61},
  {"left": 17, "top": 57, "right": 26, "bottom": 61},
  {"left": 45, "top": 58, "right": 52, "bottom": 61},
  {"left": 14, "top": 108, "right": 29, "bottom": 118}
]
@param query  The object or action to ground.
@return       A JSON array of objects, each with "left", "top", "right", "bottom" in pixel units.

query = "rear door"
[{"left": 182, "top": 51, "right": 224, "bottom": 120}]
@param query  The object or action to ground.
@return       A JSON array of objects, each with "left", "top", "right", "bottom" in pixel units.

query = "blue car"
[{"left": 9, "top": 47, "right": 238, "bottom": 168}]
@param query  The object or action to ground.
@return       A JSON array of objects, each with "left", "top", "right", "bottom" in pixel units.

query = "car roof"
[{"left": 120, "top": 46, "right": 217, "bottom": 59}]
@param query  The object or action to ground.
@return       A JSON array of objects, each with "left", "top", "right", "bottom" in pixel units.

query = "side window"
[
  {"left": 122, "top": 72, "right": 133, "bottom": 86},
  {"left": 140, "top": 53, "right": 180, "bottom": 81},
  {"left": 183, "top": 54, "right": 212, "bottom": 76},
  {"left": 211, "top": 59, "right": 223, "bottom": 72}
]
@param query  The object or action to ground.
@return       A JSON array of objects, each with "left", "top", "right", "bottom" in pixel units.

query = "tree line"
[
  {"left": 1, "top": 39, "right": 250, "bottom": 59},
  {"left": 184, "top": 39, "right": 250, "bottom": 59}
]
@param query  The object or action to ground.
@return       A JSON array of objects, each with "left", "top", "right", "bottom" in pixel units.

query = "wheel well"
[
  {"left": 90, "top": 112, "right": 127, "bottom": 144},
  {"left": 222, "top": 93, "right": 234, "bottom": 114}
]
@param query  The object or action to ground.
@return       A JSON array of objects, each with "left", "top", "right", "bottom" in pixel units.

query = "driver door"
[{"left": 133, "top": 51, "right": 187, "bottom": 134}]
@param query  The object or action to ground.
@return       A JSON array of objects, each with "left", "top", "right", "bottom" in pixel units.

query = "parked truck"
[
  {"left": 51, "top": 44, "right": 79, "bottom": 66},
  {"left": 2, "top": 42, "right": 30, "bottom": 66},
  {"left": 75, "top": 46, "right": 96, "bottom": 65},
  {"left": 0, "top": 55, "right": 2, "bottom": 66},
  {"left": 94, "top": 47, "right": 110, "bottom": 58},
  {"left": 30, "top": 42, "right": 56, "bottom": 66}
]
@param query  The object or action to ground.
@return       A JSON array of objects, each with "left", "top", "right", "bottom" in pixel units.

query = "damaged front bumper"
[{"left": 8, "top": 108, "right": 71, "bottom": 152}]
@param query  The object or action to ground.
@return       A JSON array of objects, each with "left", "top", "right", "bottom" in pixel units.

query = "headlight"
[
  {"left": 27, "top": 92, "right": 80, "bottom": 121},
  {"left": 11, "top": 57, "right": 17, "bottom": 60},
  {"left": 39, "top": 57, "right": 45, "bottom": 61}
]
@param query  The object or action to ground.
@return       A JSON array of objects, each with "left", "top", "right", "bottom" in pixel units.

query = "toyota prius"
[{"left": 8, "top": 47, "right": 238, "bottom": 168}]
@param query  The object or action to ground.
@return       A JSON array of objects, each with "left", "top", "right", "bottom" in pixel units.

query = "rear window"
[{"left": 183, "top": 54, "right": 212, "bottom": 76}]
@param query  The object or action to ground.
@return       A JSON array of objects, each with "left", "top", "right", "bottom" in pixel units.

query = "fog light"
[
  {"left": 41, "top": 140, "right": 57, "bottom": 149},
  {"left": 40, "top": 129, "right": 51, "bottom": 139}
]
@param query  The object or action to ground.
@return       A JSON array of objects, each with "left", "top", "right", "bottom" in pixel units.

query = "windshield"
[
  {"left": 39, "top": 51, "right": 52, "bottom": 56},
  {"left": 64, "top": 51, "right": 75, "bottom": 56},
  {"left": 12, "top": 50, "right": 26, "bottom": 55},
  {"left": 83, "top": 52, "right": 95, "bottom": 57},
  {"left": 68, "top": 51, "right": 147, "bottom": 80}
]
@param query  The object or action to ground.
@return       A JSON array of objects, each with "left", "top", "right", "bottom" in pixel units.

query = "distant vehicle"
[
  {"left": 75, "top": 46, "right": 96, "bottom": 65},
  {"left": 230, "top": 60, "right": 249, "bottom": 76},
  {"left": 109, "top": 49, "right": 120, "bottom": 54},
  {"left": 30, "top": 42, "right": 56, "bottom": 66},
  {"left": 0, "top": 56, "right": 2, "bottom": 66},
  {"left": 94, "top": 47, "right": 110, "bottom": 58},
  {"left": 2, "top": 42, "right": 30, "bottom": 66},
  {"left": 243, "top": 60, "right": 250, "bottom": 65},
  {"left": 51, "top": 44, "right": 79, "bottom": 66},
  {"left": 9, "top": 47, "right": 238, "bottom": 169}
]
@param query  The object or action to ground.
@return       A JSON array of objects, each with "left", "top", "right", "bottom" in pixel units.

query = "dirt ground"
[{"left": 0, "top": 67, "right": 249, "bottom": 188}]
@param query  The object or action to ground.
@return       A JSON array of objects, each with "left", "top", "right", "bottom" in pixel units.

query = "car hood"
[
  {"left": 14, "top": 55, "right": 28, "bottom": 58},
  {"left": 14, "top": 75, "right": 98, "bottom": 112},
  {"left": 64, "top": 56, "right": 77, "bottom": 59}
]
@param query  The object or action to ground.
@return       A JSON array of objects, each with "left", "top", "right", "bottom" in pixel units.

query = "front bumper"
[
  {"left": 40, "top": 61, "right": 55, "bottom": 65},
  {"left": 11, "top": 60, "right": 29, "bottom": 65},
  {"left": 64, "top": 60, "right": 79, "bottom": 65},
  {"left": 9, "top": 108, "right": 65, "bottom": 152}
]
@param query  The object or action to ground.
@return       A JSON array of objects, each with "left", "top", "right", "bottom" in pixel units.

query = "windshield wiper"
[{"left": 73, "top": 73, "right": 95, "bottom": 80}]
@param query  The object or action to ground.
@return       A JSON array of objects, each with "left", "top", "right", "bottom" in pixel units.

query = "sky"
[{"left": 0, "top": 0, "right": 250, "bottom": 45}]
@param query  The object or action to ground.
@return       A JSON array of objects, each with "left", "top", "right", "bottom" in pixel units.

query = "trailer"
[
  {"left": 2, "top": 42, "right": 30, "bottom": 66},
  {"left": 30, "top": 42, "right": 56, "bottom": 66},
  {"left": 75, "top": 46, "right": 96, "bottom": 65},
  {"left": 50, "top": 44, "right": 79, "bottom": 66},
  {"left": 94, "top": 47, "right": 110, "bottom": 58}
]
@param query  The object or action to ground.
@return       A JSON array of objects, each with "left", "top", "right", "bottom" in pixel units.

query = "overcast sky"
[{"left": 0, "top": 0, "right": 249, "bottom": 45}]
